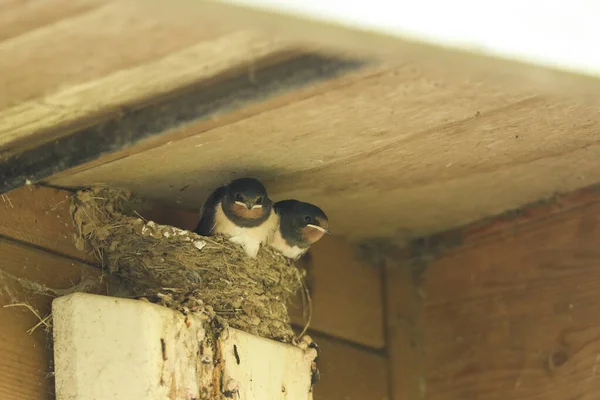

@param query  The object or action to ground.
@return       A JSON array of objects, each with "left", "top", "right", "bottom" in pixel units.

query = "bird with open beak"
[
  {"left": 195, "top": 177, "right": 277, "bottom": 258},
  {"left": 268, "top": 199, "right": 329, "bottom": 260}
]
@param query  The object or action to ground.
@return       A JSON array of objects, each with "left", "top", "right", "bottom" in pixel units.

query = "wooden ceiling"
[{"left": 2, "top": 0, "right": 600, "bottom": 239}]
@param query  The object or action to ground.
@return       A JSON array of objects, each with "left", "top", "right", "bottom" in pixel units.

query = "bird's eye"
[
  {"left": 256, "top": 197, "right": 263, "bottom": 204},
  {"left": 304, "top": 215, "right": 313, "bottom": 223},
  {"left": 235, "top": 193, "right": 244, "bottom": 201}
]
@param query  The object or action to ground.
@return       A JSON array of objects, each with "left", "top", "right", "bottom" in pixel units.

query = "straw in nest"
[{"left": 69, "top": 187, "right": 307, "bottom": 342}]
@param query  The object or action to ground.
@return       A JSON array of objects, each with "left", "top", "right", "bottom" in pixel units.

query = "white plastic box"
[{"left": 52, "top": 293, "right": 314, "bottom": 400}]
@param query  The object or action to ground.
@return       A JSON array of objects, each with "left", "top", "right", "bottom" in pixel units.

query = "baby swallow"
[
  {"left": 268, "top": 199, "right": 329, "bottom": 260},
  {"left": 195, "top": 177, "right": 277, "bottom": 258}
]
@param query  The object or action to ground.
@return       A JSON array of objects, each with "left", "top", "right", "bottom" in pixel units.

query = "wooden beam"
[
  {"left": 0, "top": 0, "right": 231, "bottom": 146},
  {"left": 48, "top": 65, "right": 600, "bottom": 238},
  {"left": 0, "top": 51, "right": 365, "bottom": 194},
  {"left": 381, "top": 248, "right": 427, "bottom": 400},
  {"left": 0, "top": 0, "right": 368, "bottom": 194},
  {"left": 0, "top": 32, "right": 292, "bottom": 153}
]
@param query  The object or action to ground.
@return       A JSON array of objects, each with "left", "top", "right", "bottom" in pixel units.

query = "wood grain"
[
  {"left": 0, "top": 52, "right": 365, "bottom": 194},
  {"left": 289, "top": 235, "right": 385, "bottom": 349},
  {"left": 0, "top": 239, "right": 107, "bottom": 400},
  {"left": 0, "top": 0, "right": 103, "bottom": 43},
  {"left": 0, "top": 31, "right": 290, "bottom": 154},
  {"left": 385, "top": 256, "right": 427, "bottom": 400},
  {"left": 387, "top": 196, "right": 600, "bottom": 399},
  {"left": 0, "top": 0, "right": 368, "bottom": 174},
  {"left": 0, "top": 0, "right": 268, "bottom": 154},
  {"left": 49, "top": 65, "right": 600, "bottom": 238},
  {"left": 42, "top": 64, "right": 379, "bottom": 184},
  {"left": 310, "top": 333, "right": 389, "bottom": 400},
  {"left": 0, "top": 186, "right": 90, "bottom": 262},
  {"left": 0, "top": 1, "right": 225, "bottom": 112}
]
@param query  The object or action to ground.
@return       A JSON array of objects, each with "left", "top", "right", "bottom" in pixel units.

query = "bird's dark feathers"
[
  {"left": 227, "top": 178, "right": 268, "bottom": 201},
  {"left": 273, "top": 199, "right": 297, "bottom": 215},
  {"left": 274, "top": 200, "right": 328, "bottom": 247},
  {"left": 194, "top": 185, "right": 227, "bottom": 236},
  {"left": 274, "top": 200, "right": 327, "bottom": 220}
]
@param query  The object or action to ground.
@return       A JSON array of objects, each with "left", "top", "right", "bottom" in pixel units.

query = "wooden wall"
[
  {"left": 0, "top": 185, "right": 388, "bottom": 400},
  {"left": 386, "top": 187, "right": 600, "bottom": 399},
  {"left": 4, "top": 184, "right": 600, "bottom": 399},
  {"left": 0, "top": 240, "right": 102, "bottom": 400}
]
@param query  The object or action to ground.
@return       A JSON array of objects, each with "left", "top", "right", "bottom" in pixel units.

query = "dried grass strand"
[{"left": 3, "top": 303, "right": 52, "bottom": 333}]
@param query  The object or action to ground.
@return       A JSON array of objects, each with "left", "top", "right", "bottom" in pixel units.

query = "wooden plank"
[
  {"left": 310, "top": 333, "right": 389, "bottom": 400},
  {"left": 386, "top": 195, "right": 600, "bottom": 399},
  {"left": 49, "top": 64, "right": 529, "bottom": 195},
  {"left": 41, "top": 64, "right": 379, "bottom": 185},
  {"left": 385, "top": 254, "right": 427, "bottom": 400},
  {"left": 0, "top": 0, "right": 103, "bottom": 43},
  {"left": 289, "top": 235, "right": 385, "bottom": 349},
  {"left": 0, "top": 0, "right": 249, "bottom": 154},
  {"left": 48, "top": 64, "right": 600, "bottom": 238},
  {"left": 0, "top": 239, "right": 108, "bottom": 400},
  {"left": 0, "top": 51, "right": 365, "bottom": 193},
  {"left": 0, "top": 186, "right": 90, "bottom": 262},
  {"left": 0, "top": 1, "right": 225, "bottom": 113},
  {"left": 0, "top": 0, "right": 369, "bottom": 192},
  {"left": 0, "top": 31, "right": 293, "bottom": 156}
]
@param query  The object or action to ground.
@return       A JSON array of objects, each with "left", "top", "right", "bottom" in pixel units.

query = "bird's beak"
[
  {"left": 307, "top": 224, "right": 329, "bottom": 234},
  {"left": 241, "top": 201, "right": 262, "bottom": 210}
]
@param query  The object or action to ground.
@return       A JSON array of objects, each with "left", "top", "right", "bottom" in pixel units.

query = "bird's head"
[{"left": 224, "top": 177, "right": 272, "bottom": 220}]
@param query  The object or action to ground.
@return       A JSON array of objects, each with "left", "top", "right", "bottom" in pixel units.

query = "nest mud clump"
[{"left": 70, "top": 187, "right": 305, "bottom": 342}]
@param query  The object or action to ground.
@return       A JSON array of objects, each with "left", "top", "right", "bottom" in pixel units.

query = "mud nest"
[{"left": 70, "top": 187, "right": 306, "bottom": 342}]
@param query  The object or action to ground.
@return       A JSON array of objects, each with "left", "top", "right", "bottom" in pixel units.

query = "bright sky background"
[{"left": 219, "top": 0, "right": 599, "bottom": 78}]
